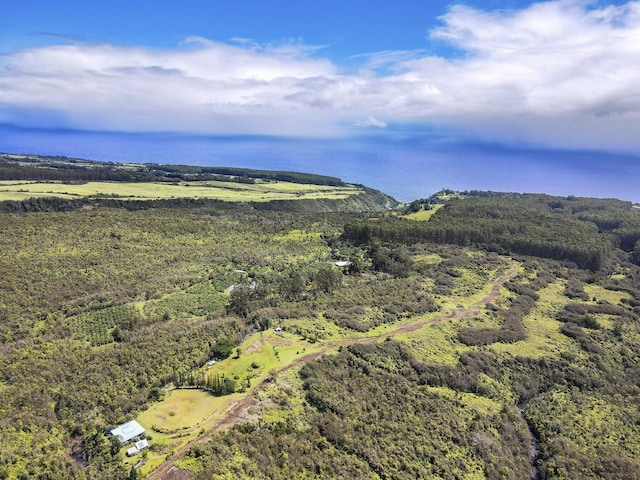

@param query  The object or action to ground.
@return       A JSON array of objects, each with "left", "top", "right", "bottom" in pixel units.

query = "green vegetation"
[
  {"left": 0, "top": 179, "right": 361, "bottom": 203},
  {"left": 344, "top": 193, "right": 640, "bottom": 270},
  {"left": 1, "top": 157, "right": 640, "bottom": 480},
  {"left": 0, "top": 153, "right": 346, "bottom": 186},
  {"left": 0, "top": 154, "right": 397, "bottom": 213}
]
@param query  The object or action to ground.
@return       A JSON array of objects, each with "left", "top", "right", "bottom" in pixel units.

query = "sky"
[{"left": 1, "top": 0, "right": 640, "bottom": 154}]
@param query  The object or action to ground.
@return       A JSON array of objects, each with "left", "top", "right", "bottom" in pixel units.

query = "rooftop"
[{"left": 111, "top": 420, "right": 145, "bottom": 444}]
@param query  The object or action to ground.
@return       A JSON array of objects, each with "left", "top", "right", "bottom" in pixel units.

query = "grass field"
[
  {"left": 135, "top": 330, "right": 321, "bottom": 476},
  {"left": 0, "top": 180, "right": 360, "bottom": 202},
  {"left": 404, "top": 204, "right": 443, "bottom": 221},
  {"left": 135, "top": 388, "right": 238, "bottom": 475}
]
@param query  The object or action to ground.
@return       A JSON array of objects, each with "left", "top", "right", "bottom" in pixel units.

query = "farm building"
[
  {"left": 126, "top": 439, "right": 149, "bottom": 456},
  {"left": 110, "top": 420, "right": 146, "bottom": 445}
]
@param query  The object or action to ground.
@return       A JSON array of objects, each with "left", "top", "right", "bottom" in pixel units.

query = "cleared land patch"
[
  {"left": 489, "top": 280, "right": 584, "bottom": 359},
  {"left": 404, "top": 204, "right": 443, "bottom": 221},
  {"left": 136, "top": 331, "right": 320, "bottom": 476},
  {"left": 0, "top": 180, "right": 360, "bottom": 202}
]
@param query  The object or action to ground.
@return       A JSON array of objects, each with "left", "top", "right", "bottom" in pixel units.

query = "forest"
[
  {"left": 0, "top": 156, "right": 640, "bottom": 479},
  {"left": 0, "top": 153, "right": 345, "bottom": 186}
]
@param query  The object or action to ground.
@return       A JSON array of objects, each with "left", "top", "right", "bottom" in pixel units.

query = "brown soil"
[{"left": 146, "top": 265, "right": 518, "bottom": 479}]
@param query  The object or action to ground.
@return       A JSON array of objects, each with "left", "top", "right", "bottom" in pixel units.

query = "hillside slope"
[{"left": 1, "top": 160, "right": 639, "bottom": 479}]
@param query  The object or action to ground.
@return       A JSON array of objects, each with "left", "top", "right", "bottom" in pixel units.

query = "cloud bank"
[{"left": 2, "top": 0, "right": 640, "bottom": 151}]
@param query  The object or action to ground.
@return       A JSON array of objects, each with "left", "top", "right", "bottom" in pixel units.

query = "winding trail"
[{"left": 147, "top": 265, "right": 519, "bottom": 480}]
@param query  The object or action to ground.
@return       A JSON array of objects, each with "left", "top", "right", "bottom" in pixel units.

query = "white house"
[
  {"left": 126, "top": 439, "right": 149, "bottom": 456},
  {"left": 110, "top": 420, "right": 146, "bottom": 445}
]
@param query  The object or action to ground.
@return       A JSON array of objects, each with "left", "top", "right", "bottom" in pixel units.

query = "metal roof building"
[
  {"left": 110, "top": 420, "right": 146, "bottom": 444},
  {"left": 126, "top": 439, "right": 149, "bottom": 456}
]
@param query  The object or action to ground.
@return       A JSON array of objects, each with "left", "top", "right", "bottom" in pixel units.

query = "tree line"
[{"left": 343, "top": 194, "right": 640, "bottom": 270}]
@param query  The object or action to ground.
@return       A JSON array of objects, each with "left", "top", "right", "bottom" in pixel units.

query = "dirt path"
[{"left": 146, "top": 265, "right": 519, "bottom": 479}]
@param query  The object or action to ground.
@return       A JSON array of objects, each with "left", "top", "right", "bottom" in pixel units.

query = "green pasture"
[
  {"left": 139, "top": 389, "right": 222, "bottom": 432},
  {"left": 396, "top": 321, "right": 464, "bottom": 366},
  {"left": 0, "top": 180, "right": 360, "bottom": 202},
  {"left": 136, "top": 388, "right": 234, "bottom": 475},
  {"left": 135, "top": 330, "right": 320, "bottom": 475},
  {"left": 404, "top": 203, "right": 443, "bottom": 221},
  {"left": 584, "top": 283, "right": 631, "bottom": 304},
  {"left": 204, "top": 330, "right": 319, "bottom": 386}
]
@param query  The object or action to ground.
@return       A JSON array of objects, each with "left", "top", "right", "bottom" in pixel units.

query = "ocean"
[{"left": 1, "top": 125, "right": 639, "bottom": 203}]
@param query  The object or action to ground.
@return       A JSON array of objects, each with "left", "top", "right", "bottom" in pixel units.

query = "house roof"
[
  {"left": 126, "top": 439, "right": 149, "bottom": 456},
  {"left": 135, "top": 439, "right": 149, "bottom": 450},
  {"left": 111, "top": 420, "right": 145, "bottom": 444}
]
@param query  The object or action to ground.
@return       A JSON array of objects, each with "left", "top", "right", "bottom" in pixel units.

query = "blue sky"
[{"left": 2, "top": 0, "right": 640, "bottom": 153}]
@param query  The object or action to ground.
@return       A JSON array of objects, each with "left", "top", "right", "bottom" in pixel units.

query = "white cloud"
[
  {"left": 2, "top": 0, "right": 640, "bottom": 151},
  {"left": 352, "top": 116, "right": 387, "bottom": 128}
]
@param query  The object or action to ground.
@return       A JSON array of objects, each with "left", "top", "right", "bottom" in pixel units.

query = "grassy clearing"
[
  {"left": 139, "top": 389, "right": 222, "bottom": 432},
  {"left": 404, "top": 204, "right": 443, "bottom": 221},
  {"left": 0, "top": 180, "right": 360, "bottom": 202},
  {"left": 425, "top": 385, "right": 502, "bottom": 416},
  {"left": 136, "top": 388, "right": 243, "bottom": 476},
  {"left": 584, "top": 283, "right": 631, "bottom": 304},
  {"left": 451, "top": 264, "right": 515, "bottom": 309},
  {"left": 206, "top": 331, "right": 318, "bottom": 386},
  {"left": 489, "top": 280, "right": 583, "bottom": 359},
  {"left": 413, "top": 253, "right": 443, "bottom": 266},
  {"left": 135, "top": 331, "right": 320, "bottom": 475},
  {"left": 397, "top": 321, "right": 464, "bottom": 366}
]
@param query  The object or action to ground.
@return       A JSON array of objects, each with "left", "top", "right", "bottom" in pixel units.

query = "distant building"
[
  {"left": 110, "top": 420, "right": 146, "bottom": 445},
  {"left": 334, "top": 261, "right": 352, "bottom": 268}
]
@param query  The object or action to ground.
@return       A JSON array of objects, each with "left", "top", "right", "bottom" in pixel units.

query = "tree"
[
  {"left": 228, "top": 284, "right": 252, "bottom": 317},
  {"left": 348, "top": 253, "right": 364, "bottom": 274},
  {"left": 211, "top": 337, "right": 236, "bottom": 360},
  {"left": 279, "top": 273, "right": 306, "bottom": 300},
  {"left": 313, "top": 266, "right": 342, "bottom": 294},
  {"left": 633, "top": 240, "right": 640, "bottom": 266},
  {"left": 228, "top": 282, "right": 264, "bottom": 317},
  {"left": 128, "top": 466, "right": 138, "bottom": 480}
]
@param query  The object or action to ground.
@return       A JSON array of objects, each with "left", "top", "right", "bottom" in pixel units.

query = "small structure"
[
  {"left": 275, "top": 326, "right": 282, "bottom": 336},
  {"left": 334, "top": 261, "right": 352, "bottom": 268},
  {"left": 126, "top": 439, "right": 149, "bottom": 457},
  {"left": 110, "top": 420, "right": 146, "bottom": 445}
]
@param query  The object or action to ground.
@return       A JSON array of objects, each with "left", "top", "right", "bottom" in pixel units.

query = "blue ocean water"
[{"left": 1, "top": 126, "right": 639, "bottom": 203}]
